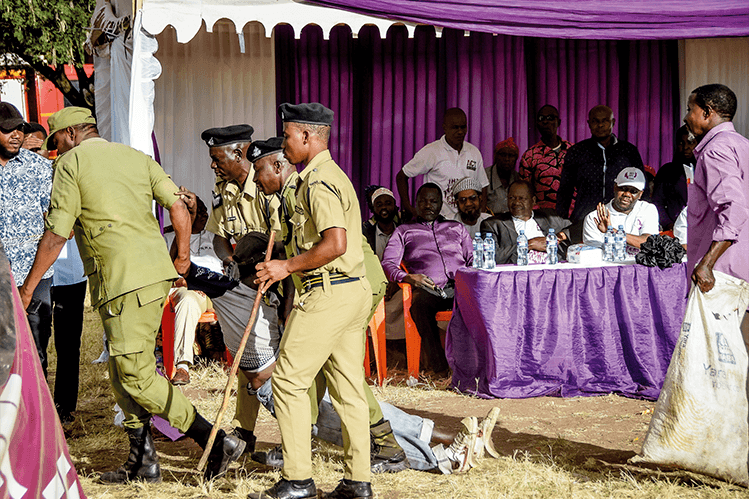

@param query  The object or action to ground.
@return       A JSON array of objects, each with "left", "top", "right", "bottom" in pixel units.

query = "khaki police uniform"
[
  {"left": 45, "top": 137, "right": 196, "bottom": 431},
  {"left": 276, "top": 170, "right": 386, "bottom": 427},
  {"left": 273, "top": 150, "right": 372, "bottom": 482},
  {"left": 206, "top": 175, "right": 279, "bottom": 433},
  {"left": 206, "top": 176, "right": 279, "bottom": 241}
]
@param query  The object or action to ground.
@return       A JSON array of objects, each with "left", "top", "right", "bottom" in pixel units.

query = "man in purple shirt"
[
  {"left": 382, "top": 183, "right": 473, "bottom": 375},
  {"left": 684, "top": 83, "right": 749, "bottom": 334}
]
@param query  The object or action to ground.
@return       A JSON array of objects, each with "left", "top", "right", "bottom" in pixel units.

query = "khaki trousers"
[
  {"left": 100, "top": 281, "right": 196, "bottom": 431},
  {"left": 273, "top": 278, "right": 371, "bottom": 482},
  {"left": 169, "top": 287, "right": 209, "bottom": 367},
  {"left": 233, "top": 369, "right": 261, "bottom": 431}
]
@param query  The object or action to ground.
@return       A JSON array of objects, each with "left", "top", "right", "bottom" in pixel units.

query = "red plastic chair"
[{"left": 161, "top": 293, "right": 218, "bottom": 380}]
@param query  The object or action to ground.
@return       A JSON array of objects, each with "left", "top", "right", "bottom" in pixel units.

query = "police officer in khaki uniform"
[
  {"left": 200, "top": 125, "right": 282, "bottom": 454},
  {"left": 19, "top": 107, "right": 244, "bottom": 483},
  {"left": 252, "top": 103, "right": 373, "bottom": 499},
  {"left": 248, "top": 137, "right": 407, "bottom": 474}
]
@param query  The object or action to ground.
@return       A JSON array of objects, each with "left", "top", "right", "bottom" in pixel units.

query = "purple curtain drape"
[
  {"left": 275, "top": 27, "right": 678, "bottom": 212},
  {"left": 309, "top": 0, "right": 749, "bottom": 40},
  {"left": 526, "top": 38, "right": 678, "bottom": 169}
]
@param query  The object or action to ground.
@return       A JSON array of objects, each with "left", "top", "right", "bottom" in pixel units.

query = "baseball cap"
[
  {"left": 615, "top": 167, "right": 646, "bottom": 191},
  {"left": 0, "top": 102, "right": 25, "bottom": 132},
  {"left": 44, "top": 107, "right": 97, "bottom": 150}
]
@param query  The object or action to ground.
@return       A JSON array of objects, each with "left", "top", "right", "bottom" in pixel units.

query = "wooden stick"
[{"left": 197, "top": 231, "right": 276, "bottom": 472}]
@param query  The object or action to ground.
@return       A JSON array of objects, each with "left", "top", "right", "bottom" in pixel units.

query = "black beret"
[
  {"left": 201, "top": 124, "right": 254, "bottom": 147},
  {"left": 249, "top": 137, "right": 284, "bottom": 163},
  {"left": 278, "top": 102, "right": 334, "bottom": 126}
]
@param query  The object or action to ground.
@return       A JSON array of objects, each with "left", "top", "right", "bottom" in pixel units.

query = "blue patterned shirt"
[{"left": 0, "top": 148, "right": 54, "bottom": 285}]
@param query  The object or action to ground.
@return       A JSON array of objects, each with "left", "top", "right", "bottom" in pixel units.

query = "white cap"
[
  {"left": 615, "top": 167, "right": 646, "bottom": 191},
  {"left": 370, "top": 187, "right": 395, "bottom": 204}
]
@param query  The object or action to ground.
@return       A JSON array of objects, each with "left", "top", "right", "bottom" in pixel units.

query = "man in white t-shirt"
[
  {"left": 452, "top": 177, "right": 490, "bottom": 238},
  {"left": 396, "top": 108, "right": 489, "bottom": 220},
  {"left": 583, "top": 167, "right": 659, "bottom": 251}
]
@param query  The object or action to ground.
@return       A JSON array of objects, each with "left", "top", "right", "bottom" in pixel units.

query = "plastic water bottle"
[
  {"left": 516, "top": 230, "right": 528, "bottom": 266},
  {"left": 614, "top": 225, "right": 626, "bottom": 261},
  {"left": 603, "top": 226, "right": 615, "bottom": 262},
  {"left": 472, "top": 233, "right": 484, "bottom": 269},
  {"left": 483, "top": 233, "right": 496, "bottom": 270},
  {"left": 546, "top": 228, "right": 558, "bottom": 265}
]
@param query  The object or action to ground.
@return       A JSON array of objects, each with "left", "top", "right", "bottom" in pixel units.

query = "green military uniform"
[
  {"left": 45, "top": 137, "right": 196, "bottom": 431},
  {"left": 206, "top": 175, "right": 279, "bottom": 434},
  {"left": 272, "top": 150, "right": 372, "bottom": 482}
]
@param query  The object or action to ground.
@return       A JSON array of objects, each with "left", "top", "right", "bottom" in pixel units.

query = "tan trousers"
[
  {"left": 273, "top": 278, "right": 371, "bottom": 482},
  {"left": 169, "top": 287, "right": 209, "bottom": 367},
  {"left": 233, "top": 369, "right": 261, "bottom": 431}
]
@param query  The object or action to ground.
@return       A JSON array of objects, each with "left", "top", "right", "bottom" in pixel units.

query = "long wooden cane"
[{"left": 197, "top": 231, "right": 275, "bottom": 472}]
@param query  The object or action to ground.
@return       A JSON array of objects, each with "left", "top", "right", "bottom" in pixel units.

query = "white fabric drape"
[
  {"left": 681, "top": 37, "right": 749, "bottom": 138},
  {"left": 152, "top": 21, "right": 276, "bottom": 206}
]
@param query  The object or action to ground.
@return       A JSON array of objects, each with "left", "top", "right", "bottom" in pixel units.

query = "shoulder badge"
[{"left": 212, "top": 192, "right": 223, "bottom": 209}]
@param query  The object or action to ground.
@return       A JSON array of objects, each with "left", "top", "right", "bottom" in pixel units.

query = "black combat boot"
[
  {"left": 231, "top": 426, "right": 257, "bottom": 455},
  {"left": 369, "top": 419, "right": 408, "bottom": 473},
  {"left": 100, "top": 423, "right": 161, "bottom": 483},
  {"left": 185, "top": 413, "right": 246, "bottom": 480}
]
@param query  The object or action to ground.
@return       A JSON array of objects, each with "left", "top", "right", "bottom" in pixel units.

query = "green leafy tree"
[{"left": 0, "top": 0, "right": 97, "bottom": 111}]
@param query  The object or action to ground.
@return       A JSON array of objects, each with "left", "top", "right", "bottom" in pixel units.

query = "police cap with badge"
[
  {"left": 248, "top": 137, "right": 284, "bottom": 163},
  {"left": 201, "top": 124, "right": 254, "bottom": 147},
  {"left": 278, "top": 102, "right": 334, "bottom": 125}
]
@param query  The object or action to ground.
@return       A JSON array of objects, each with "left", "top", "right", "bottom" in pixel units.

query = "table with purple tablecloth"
[{"left": 445, "top": 262, "right": 689, "bottom": 400}]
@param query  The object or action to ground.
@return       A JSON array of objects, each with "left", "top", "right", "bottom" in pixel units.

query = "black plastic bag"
[{"left": 635, "top": 234, "right": 686, "bottom": 269}]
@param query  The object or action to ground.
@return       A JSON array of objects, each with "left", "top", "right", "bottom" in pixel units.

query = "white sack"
[{"left": 634, "top": 271, "right": 749, "bottom": 485}]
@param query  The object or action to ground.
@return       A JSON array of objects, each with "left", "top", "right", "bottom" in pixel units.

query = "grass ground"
[{"left": 46, "top": 305, "right": 748, "bottom": 498}]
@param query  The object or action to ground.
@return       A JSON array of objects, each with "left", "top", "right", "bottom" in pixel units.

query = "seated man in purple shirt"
[{"left": 381, "top": 183, "right": 473, "bottom": 375}]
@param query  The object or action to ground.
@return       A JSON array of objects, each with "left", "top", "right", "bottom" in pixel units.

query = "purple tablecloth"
[{"left": 446, "top": 263, "right": 689, "bottom": 400}]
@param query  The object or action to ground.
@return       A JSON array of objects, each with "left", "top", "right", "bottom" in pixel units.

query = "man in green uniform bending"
[
  {"left": 18, "top": 107, "right": 244, "bottom": 483},
  {"left": 253, "top": 103, "right": 373, "bottom": 499}
]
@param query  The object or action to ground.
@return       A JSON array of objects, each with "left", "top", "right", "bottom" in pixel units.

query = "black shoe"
[
  {"left": 231, "top": 427, "right": 257, "bottom": 454},
  {"left": 247, "top": 478, "right": 317, "bottom": 499},
  {"left": 100, "top": 424, "right": 161, "bottom": 484},
  {"left": 251, "top": 444, "right": 284, "bottom": 468},
  {"left": 185, "top": 413, "right": 246, "bottom": 480},
  {"left": 369, "top": 419, "right": 408, "bottom": 473},
  {"left": 321, "top": 479, "right": 372, "bottom": 499}
]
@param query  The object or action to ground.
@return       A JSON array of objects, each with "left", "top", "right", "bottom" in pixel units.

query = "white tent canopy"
[{"left": 141, "top": 0, "right": 424, "bottom": 42}]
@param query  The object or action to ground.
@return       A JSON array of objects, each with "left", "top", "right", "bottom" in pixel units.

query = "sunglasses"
[{"left": 537, "top": 115, "right": 559, "bottom": 122}]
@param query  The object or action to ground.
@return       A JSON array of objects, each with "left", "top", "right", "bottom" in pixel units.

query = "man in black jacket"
[
  {"left": 481, "top": 181, "right": 571, "bottom": 265},
  {"left": 556, "top": 105, "right": 643, "bottom": 241}
]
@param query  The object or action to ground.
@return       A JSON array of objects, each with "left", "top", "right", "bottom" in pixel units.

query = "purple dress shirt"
[
  {"left": 382, "top": 218, "right": 473, "bottom": 288},
  {"left": 688, "top": 121, "right": 749, "bottom": 284}
]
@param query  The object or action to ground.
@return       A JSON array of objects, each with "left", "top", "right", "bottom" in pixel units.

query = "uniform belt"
[{"left": 302, "top": 272, "right": 360, "bottom": 291}]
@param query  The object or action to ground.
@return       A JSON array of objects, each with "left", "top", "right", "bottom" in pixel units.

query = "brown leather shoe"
[{"left": 171, "top": 368, "right": 190, "bottom": 386}]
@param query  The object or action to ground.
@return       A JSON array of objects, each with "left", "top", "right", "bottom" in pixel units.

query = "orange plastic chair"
[
  {"left": 364, "top": 283, "right": 422, "bottom": 384},
  {"left": 161, "top": 293, "right": 218, "bottom": 380},
  {"left": 364, "top": 298, "right": 387, "bottom": 385}
]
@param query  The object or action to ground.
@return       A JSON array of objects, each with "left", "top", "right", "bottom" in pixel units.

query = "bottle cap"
[
  {"left": 548, "top": 228, "right": 555, "bottom": 233},
  {"left": 519, "top": 230, "right": 525, "bottom": 234}
]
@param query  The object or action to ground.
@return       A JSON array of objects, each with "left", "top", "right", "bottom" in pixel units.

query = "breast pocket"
[{"left": 290, "top": 210, "right": 313, "bottom": 255}]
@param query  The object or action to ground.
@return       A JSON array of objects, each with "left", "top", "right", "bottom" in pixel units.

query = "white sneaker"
[
  {"left": 476, "top": 407, "right": 500, "bottom": 460},
  {"left": 446, "top": 416, "right": 478, "bottom": 473}
]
